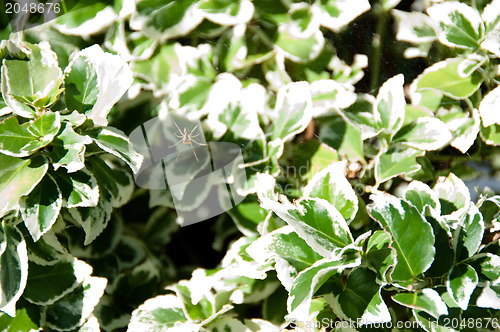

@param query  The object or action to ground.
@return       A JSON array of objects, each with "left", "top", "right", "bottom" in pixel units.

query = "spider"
[{"left": 169, "top": 120, "right": 207, "bottom": 162}]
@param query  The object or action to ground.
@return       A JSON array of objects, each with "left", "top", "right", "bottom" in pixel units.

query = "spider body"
[{"left": 169, "top": 121, "right": 207, "bottom": 162}]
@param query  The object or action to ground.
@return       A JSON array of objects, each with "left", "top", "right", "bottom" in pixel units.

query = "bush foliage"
[{"left": 1, "top": 0, "right": 500, "bottom": 331}]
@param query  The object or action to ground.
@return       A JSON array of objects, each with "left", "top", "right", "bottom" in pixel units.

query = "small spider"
[{"left": 169, "top": 120, "right": 207, "bottom": 162}]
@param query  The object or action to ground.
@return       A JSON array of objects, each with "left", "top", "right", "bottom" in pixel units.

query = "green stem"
[
  {"left": 248, "top": 25, "right": 275, "bottom": 51},
  {"left": 370, "top": 5, "right": 387, "bottom": 93}
]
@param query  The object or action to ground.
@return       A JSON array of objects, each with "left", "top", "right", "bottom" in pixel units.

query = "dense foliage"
[{"left": 1, "top": 0, "right": 500, "bottom": 331}]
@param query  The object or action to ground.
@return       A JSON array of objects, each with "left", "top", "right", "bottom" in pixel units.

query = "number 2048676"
[
  {"left": 442, "top": 317, "right": 499, "bottom": 329},
  {"left": 5, "top": 2, "right": 60, "bottom": 14}
]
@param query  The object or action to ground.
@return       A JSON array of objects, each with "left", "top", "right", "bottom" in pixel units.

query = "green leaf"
[
  {"left": 481, "top": 31, "right": 500, "bottom": 58},
  {"left": 427, "top": 2, "right": 483, "bottom": 49},
  {"left": 424, "top": 216, "right": 455, "bottom": 278},
  {"left": 392, "top": 288, "right": 448, "bottom": 320},
  {"left": 479, "top": 84, "right": 500, "bottom": 128},
  {"left": 468, "top": 253, "right": 500, "bottom": 284},
  {"left": 208, "top": 96, "right": 264, "bottom": 141},
  {"left": 69, "top": 45, "right": 133, "bottom": 126},
  {"left": 47, "top": 122, "right": 92, "bottom": 173},
  {"left": 130, "top": 0, "right": 203, "bottom": 41},
  {"left": 0, "top": 308, "right": 38, "bottom": 332},
  {"left": 246, "top": 226, "right": 322, "bottom": 272},
  {"left": 314, "top": 0, "right": 370, "bottom": 32},
  {"left": 1, "top": 42, "right": 62, "bottom": 117},
  {"left": 24, "top": 229, "right": 70, "bottom": 266},
  {"left": 44, "top": 275, "right": 107, "bottom": 331},
  {"left": 0, "top": 154, "right": 48, "bottom": 217},
  {"left": 456, "top": 204, "right": 484, "bottom": 260},
  {"left": 64, "top": 54, "right": 99, "bottom": 114},
  {"left": 287, "top": 255, "right": 361, "bottom": 320},
  {"left": 260, "top": 197, "right": 354, "bottom": 258},
  {"left": 365, "top": 230, "right": 397, "bottom": 282},
  {"left": 480, "top": 122, "right": 500, "bottom": 145},
  {"left": 338, "top": 267, "right": 391, "bottom": 323},
  {"left": 143, "top": 210, "right": 179, "bottom": 249},
  {"left": 199, "top": 0, "right": 254, "bottom": 25},
  {"left": 227, "top": 200, "right": 267, "bottom": 236},
  {"left": 216, "top": 25, "right": 247, "bottom": 72},
  {"left": 476, "top": 283, "right": 500, "bottom": 309},
  {"left": 410, "top": 58, "right": 483, "bottom": 100},
  {"left": 340, "top": 94, "right": 381, "bottom": 139},
  {"left": 381, "top": 0, "right": 401, "bottom": 11},
  {"left": 19, "top": 174, "right": 62, "bottom": 242},
  {"left": 170, "top": 283, "right": 214, "bottom": 321},
  {"left": 443, "top": 108, "right": 479, "bottom": 153},
  {"left": 446, "top": 263, "right": 478, "bottom": 310},
  {"left": 53, "top": 169, "right": 99, "bottom": 208},
  {"left": 392, "top": 9, "right": 436, "bottom": 44},
  {"left": 0, "top": 113, "right": 59, "bottom": 157},
  {"left": 404, "top": 180, "right": 441, "bottom": 218},
  {"left": 270, "top": 82, "right": 313, "bottom": 142},
  {"left": 55, "top": 2, "right": 116, "bottom": 36},
  {"left": 27, "top": 111, "right": 61, "bottom": 143},
  {"left": 413, "top": 307, "right": 462, "bottom": 332},
  {"left": 23, "top": 259, "right": 91, "bottom": 305},
  {"left": 85, "top": 126, "right": 143, "bottom": 174},
  {"left": 310, "top": 79, "right": 357, "bottom": 117},
  {"left": 374, "top": 74, "right": 406, "bottom": 135},
  {"left": 0, "top": 225, "right": 28, "bottom": 316},
  {"left": 275, "top": 18, "right": 324, "bottom": 62},
  {"left": 86, "top": 157, "right": 134, "bottom": 208},
  {"left": 132, "top": 44, "right": 176, "bottom": 93},
  {"left": 319, "top": 117, "right": 364, "bottom": 162},
  {"left": 302, "top": 142, "right": 339, "bottom": 181},
  {"left": 303, "top": 161, "right": 358, "bottom": 221},
  {"left": 393, "top": 117, "right": 452, "bottom": 151},
  {"left": 207, "top": 317, "right": 250, "bottom": 331},
  {"left": 411, "top": 89, "right": 443, "bottom": 113},
  {"left": 128, "top": 295, "right": 188, "bottom": 330},
  {"left": 70, "top": 158, "right": 133, "bottom": 245},
  {"left": 0, "top": 117, "right": 39, "bottom": 157},
  {"left": 375, "top": 146, "right": 424, "bottom": 184},
  {"left": 368, "top": 194, "right": 435, "bottom": 282},
  {"left": 433, "top": 173, "right": 470, "bottom": 222},
  {"left": 61, "top": 111, "right": 87, "bottom": 128},
  {"left": 68, "top": 185, "right": 113, "bottom": 246}
]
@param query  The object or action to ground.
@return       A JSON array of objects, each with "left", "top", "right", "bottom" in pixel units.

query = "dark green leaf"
[
  {"left": 19, "top": 174, "right": 62, "bottom": 242},
  {"left": 0, "top": 225, "right": 28, "bottom": 316},
  {"left": 392, "top": 288, "right": 448, "bottom": 320},
  {"left": 375, "top": 146, "right": 424, "bottom": 184},
  {"left": 260, "top": 197, "right": 353, "bottom": 258},
  {"left": 368, "top": 194, "right": 435, "bottom": 282},
  {"left": 64, "top": 54, "right": 99, "bottom": 114},
  {"left": 365, "top": 230, "right": 397, "bottom": 281},
  {"left": 48, "top": 122, "right": 92, "bottom": 173},
  {"left": 303, "top": 161, "right": 358, "bottom": 221},
  {"left": 24, "top": 259, "right": 89, "bottom": 305},
  {"left": 339, "top": 267, "right": 391, "bottom": 323},
  {"left": 0, "top": 154, "right": 48, "bottom": 217},
  {"left": 85, "top": 126, "right": 143, "bottom": 174},
  {"left": 446, "top": 263, "right": 478, "bottom": 310}
]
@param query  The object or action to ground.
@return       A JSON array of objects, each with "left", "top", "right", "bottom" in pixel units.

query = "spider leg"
[
  {"left": 174, "top": 133, "right": 184, "bottom": 138},
  {"left": 174, "top": 143, "right": 184, "bottom": 162},
  {"left": 191, "top": 139, "right": 207, "bottom": 146},
  {"left": 189, "top": 124, "right": 199, "bottom": 135},
  {"left": 190, "top": 133, "right": 200, "bottom": 138},
  {"left": 190, "top": 142, "right": 199, "bottom": 162},
  {"left": 172, "top": 120, "right": 183, "bottom": 135},
  {"left": 169, "top": 139, "right": 182, "bottom": 148}
]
